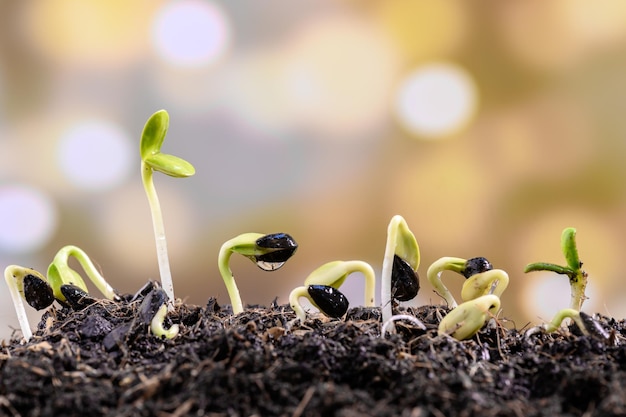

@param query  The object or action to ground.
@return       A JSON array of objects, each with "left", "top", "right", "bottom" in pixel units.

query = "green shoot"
[
  {"left": 380, "top": 215, "right": 420, "bottom": 332},
  {"left": 219, "top": 232, "right": 298, "bottom": 314},
  {"left": 526, "top": 308, "right": 609, "bottom": 340},
  {"left": 140, "top": 109, "right": 195, "bottom": 307},
  {"left": 427, "top": 257, "right": 493, "bottom": 308},
  {"left": 150, "top": 304, "right": 180, "bottom": 339},
  {"left": 289, "top": 260, "right": 375, "bottom": 322},
  {"left": 438, "top": 294, "right": 500, "bottom": 340},
  {"left": 524, "top": 227, "right": 588, "bottom": 311},
  {"left": 47, "top": 245, "right": 119, "bottom": 303}
]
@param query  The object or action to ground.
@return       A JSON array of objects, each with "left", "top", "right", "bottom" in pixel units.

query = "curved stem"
[
  {"left": 289, "top": 286, "right": 309, "bottom": 322},
  {"left": 381, "top": 314, "right": 426, "bottom": 337},
  {"left": 544, "top": 308, "right": 588, "bottom": 335},
  {"left": 218, "top": 241, "right": 244, "bottom": 315},
  {"left": 150, "top": 304, "right": 179, "bottom": 339},
  {"left": 4, "top": 266, "right": 33, "bottom": 341},
  {"left": 461, "top": 269, "right": 509, "bottom": 305},
  {"left": 342, "top": 261, "right": 376, "bottom": 307},
  {"left": 56, "top": 246, "right": 118, "bottom": 300},
  {"left": 427, "top": 257, "right": 467, "bottom": 308},
  {"left": 142, "top": 162, "right": 175, "bottom": 309}
]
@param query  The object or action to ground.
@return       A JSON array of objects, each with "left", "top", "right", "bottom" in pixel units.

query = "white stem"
[
  {"left": 381, "top": 314, "right": 426, "bottom": 337},
  {"left": 4, "top": 266, "right": 33, "bottom": 341},
  {"left": 380, "top": 217, "right": 399, "bottom": 332},
  {"left": 142, "top": 163, "right": 174, "bottom": 310},
  {"left": 289, "top": 286, "right": 309, "bottom": 322},
  {"left": 218, "top": 243, "right": 244, "bottom": 315}
]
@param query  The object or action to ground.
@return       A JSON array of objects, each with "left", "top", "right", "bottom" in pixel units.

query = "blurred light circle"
[
  {"left": 521, "top": 271, "right": 600, "bottom": 322},
  {"left": 395, "top": 63, "right": 478, "bottom": 139},
  {"left": 281, "top": 16, "right": 400, "bottom": 138},
  {"left": 57, "top": 120, "right": 133, "bottom": 191},
  {"left": 151, "top": 0, "right": 230, "bottom": 68},
  {"left": 19, "top": 0, "right": 158, "bottom": 68},
  {"left": 0, "top": 185, "right": 58, "bottom": 253}
]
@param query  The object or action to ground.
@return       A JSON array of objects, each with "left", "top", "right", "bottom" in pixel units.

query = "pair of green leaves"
[
  {"left": 140, "top": 110, "right": 195, "bottom": 178},
  {"left": 524, "top": 227, "right": 588, "bottom": 311}
]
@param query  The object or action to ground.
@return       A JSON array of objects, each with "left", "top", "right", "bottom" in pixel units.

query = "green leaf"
[
  {"left": 560, "top": 227, "right": 581, "bottom": 272},
  {"left": 524, "top": 262, "right": 575, "bottom": 277},
  {"left": 140, "top": 110, "right": 170, "bottom": 160},
  {"left": 145, "top": 153, "right": 196, "bottom": 178},
  {"left": 392, "top": 216, "right": 420, "bottom": 271}
]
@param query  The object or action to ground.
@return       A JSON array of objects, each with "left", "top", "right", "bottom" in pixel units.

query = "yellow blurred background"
[{"left": 2, "top": 0, "right": 626, "bottom": 340}]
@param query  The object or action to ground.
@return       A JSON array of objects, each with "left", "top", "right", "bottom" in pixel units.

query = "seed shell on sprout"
[
  {"left": 255, "top": 233, "right": 298, "bottom": 265},
  {"left": 307, "top": 284, "right": 349, "bottom": 318},
  {"left": 579, "top": 311, "right": 610, "bottom": 340},
  {"left": 462, "top": 257, "right": 493, "bottom": 279},
  {"left": 23, "top": 274, "right": 55, "bottom": 310},
  {"left": 60, "top": 284, "right": 97, "bottom": 310},
  {"left": 139, "top": 287, "right": 169, "bottom": 325},
  {"left": 391, "top": 255, "right": 419, "bottom": 302}
]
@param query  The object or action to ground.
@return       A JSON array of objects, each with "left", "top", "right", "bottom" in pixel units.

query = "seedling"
[
  {"left": 380, "top": 215, "right": 420, "bottom": 331},
  {"left": 524, "top": 227, "right": 588, "bottom": 311},
  {"left": 4, "top": 246, "right": 120, "bottom": 340},
  {"left": 289, "top": 260, "right": 375, "bottom": 322},
  {"left": 427, "top": 257, "right": 495, "bottom": 308},
  {"left": 381, "top": 314, "right": 426, "bottom": 338},
  {"left": 526, "top": 308, "right": 609, "bottom": 340},
  {"left": 437, "top": 294, "right": 500, "bottom": 340},
  {"left": 4, "top": 265, "right": 48, "bottom": 341},
  {"left": 138, "top": 284, "right": 179, "bottom": 339},
  {"left": 140, "top": 109, "right": 196, "bottom": 307},
  {"left": 47, "top": 245, "right": 119, "bottom": 303},
  {"left": 219, "top": 232, "right": 298, "bottom": 315}
]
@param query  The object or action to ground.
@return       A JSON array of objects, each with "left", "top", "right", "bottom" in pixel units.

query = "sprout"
[
  {"left": 138, "top": 284, "right": 179, "bottom": 339},
  {"left": 460, "top": 269, "right": 509, "bottom": 309},
  {"left": 524, "top": 227, "right": 588, "bottom": 311},
  {"left": 381, "top": 314, "right": 426, "bottom": 338},
  {"left": 140, "top": 109, "right": 196, "bottom": 307},
  {"left": 289, "top": 260, "right": 375, "bottom": 322},
  {"left": 380, "top": 215, "right": 420, "bottom": 332},
  {"left": 427, "top": 256, "right": 494, "bottom": 308},
  {"left": 526, "top": 308, "right": 609, "bottom": 340},
  {"left": 151, "top": 304, "right": 180, "bottom": 339},
  {"left": 47, "top": 245, "right": 119, "bottom": 303},
  {"left": 4, "top": 265, "right": 47, "bottom": 341},
  {"left": 219, "top": 232, "right": 298, "bottom": 315},
  {"left": 437, "top": 294, "right": 501, "bottom": 340}
]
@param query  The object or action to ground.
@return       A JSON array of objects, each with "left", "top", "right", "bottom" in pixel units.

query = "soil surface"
[{"left": 1, "top": 285, "right": 625, "bottom": 417}]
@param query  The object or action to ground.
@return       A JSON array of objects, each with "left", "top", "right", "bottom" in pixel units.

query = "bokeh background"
[{"left": 2, "top": 0, "right": 626, "bottom": 341}]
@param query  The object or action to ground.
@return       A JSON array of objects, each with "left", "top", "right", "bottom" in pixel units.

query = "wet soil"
[{"left": 1, "top": 289, "right": 625, "bottom": 417}]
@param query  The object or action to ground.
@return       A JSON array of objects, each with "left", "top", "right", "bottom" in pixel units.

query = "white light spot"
[
  {"left": 395, "top": 63, "right": 478, "bottom": 138},
  {"left": 57, "top": 120, "right": 133, "bottom": 191},
  {"left": 151, "top": 0, "right": 230, "bottom": 68},
  {"left": 521, "top": 271, "right": 600, "bottom": 323},
  {"left": 0, "top": 185, "right": 58, "bottom": 253}
]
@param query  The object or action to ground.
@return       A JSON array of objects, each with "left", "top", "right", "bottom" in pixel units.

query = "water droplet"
[{"left": 255, "top": 260, "right": 286, "bottom": 271}]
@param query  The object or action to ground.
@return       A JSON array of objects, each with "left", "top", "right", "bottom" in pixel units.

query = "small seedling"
[
  {"left": 289, "top": 260, "right": 375, "bottom": 322},
  {"left": 524, "top": 227, "right": 588, "bottom": 311},
  {"left": 427, "top": 256, "right": 494, "bottom": 308},
  {"left": 4, "top": 265, "right": 48, "bottom": 341},
  {"left": 140, "top": 109, "right": 196, "bottom": 307},
  {"left": 219, "top": 232, "right": 298, "bottom": 315},
  {"left": 526, "top": 308, "right": 609, "bottom": 340},
  {"left": 381, "top": 314, "right": 426, "bottom": 338},
  {"left": 460, "top": 269, "right": 509, "bottom": 310},
  {"left": 138, "top": 284, "right": 179, "bottom": 339},
  {"left": 380, "top": 215, "right": 420, "bottom": 331},
  {"left": 4, "top": 246, "right": 120, "bottom": 340},
  {"left": 47, "top": 245, "right": 119, "bottom": 303},
  {"left": 437, "top": 294, "right": 500, "bottom": 340}
]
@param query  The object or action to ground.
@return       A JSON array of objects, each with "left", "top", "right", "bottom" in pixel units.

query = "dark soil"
[{"left": 1, "top": 287, "right": 625, "bottom": 417}]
